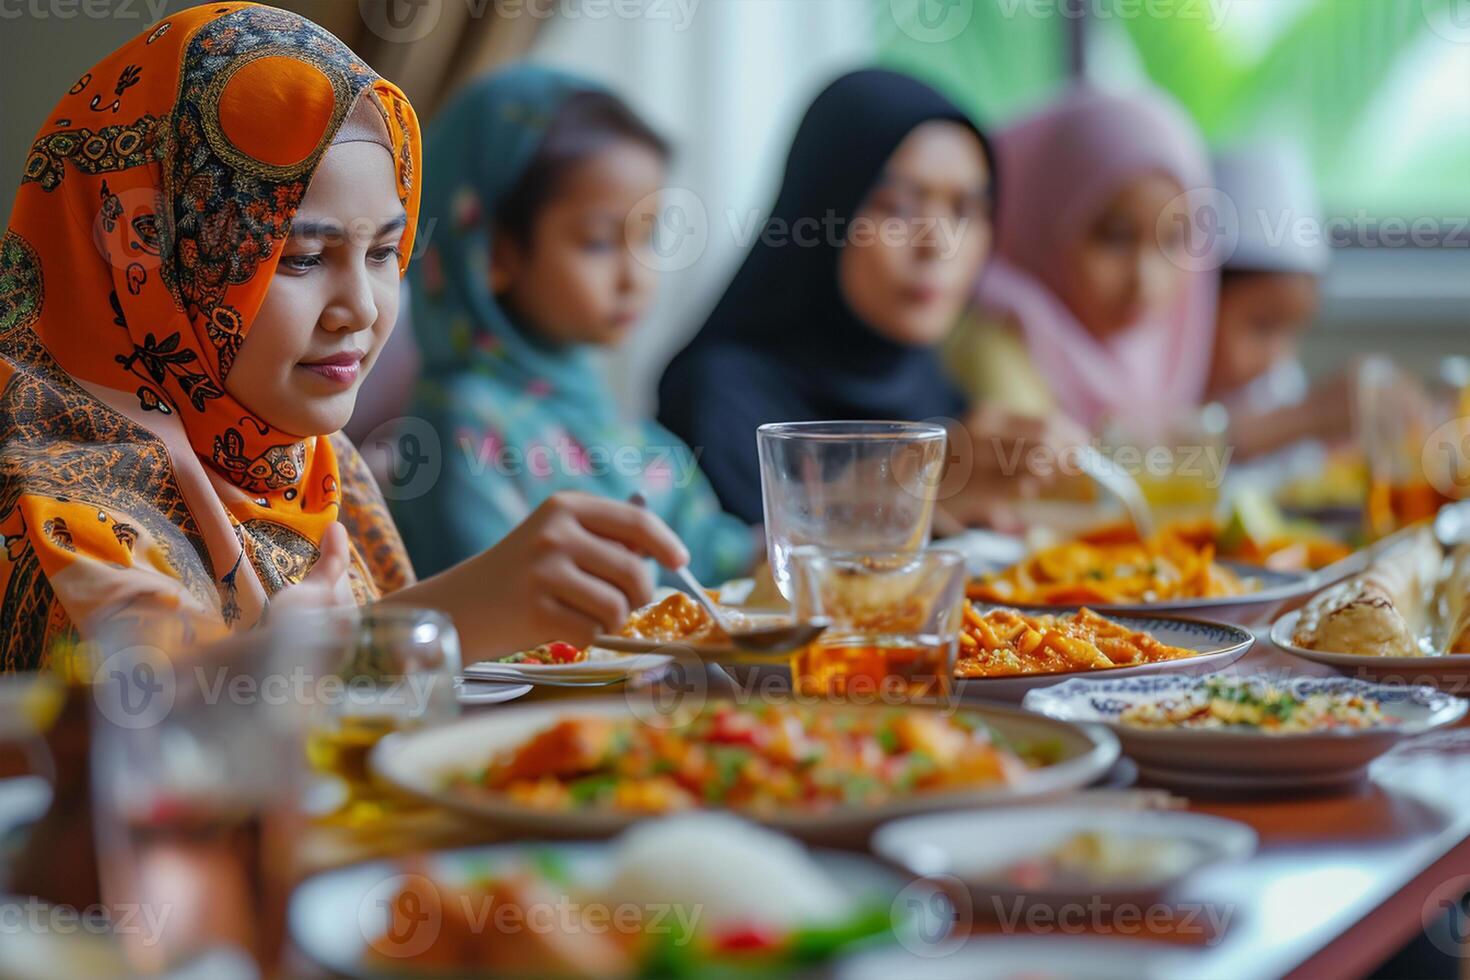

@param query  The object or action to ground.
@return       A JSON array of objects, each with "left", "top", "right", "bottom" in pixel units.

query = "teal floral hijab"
[{"left": 394, "top": 65, "right": 752, "bottom": 582}]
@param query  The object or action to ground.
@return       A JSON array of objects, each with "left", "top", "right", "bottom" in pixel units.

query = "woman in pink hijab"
[{"left": 946, "top": 85, "right": 1219, "bottom": 437}]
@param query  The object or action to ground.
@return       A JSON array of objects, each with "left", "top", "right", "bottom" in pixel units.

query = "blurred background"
[{"left": 3, "top": 0, "right": 1467, "bottom": 417}]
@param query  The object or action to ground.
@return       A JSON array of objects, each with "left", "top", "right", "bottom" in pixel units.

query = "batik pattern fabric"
[{"left": 1, "top": 4, "right": 421, "bottom": 672}]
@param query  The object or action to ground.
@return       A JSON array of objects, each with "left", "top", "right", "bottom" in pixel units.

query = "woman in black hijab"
[{"left": 658, "top": 69, "right": 998, "bottom": 523}]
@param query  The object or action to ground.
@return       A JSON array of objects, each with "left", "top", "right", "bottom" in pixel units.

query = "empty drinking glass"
[{"left": 757, "top": 421, "right": 948, "bottom": 599}]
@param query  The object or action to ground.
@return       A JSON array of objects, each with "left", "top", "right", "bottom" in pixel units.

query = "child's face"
[
  {"left": 1055, "top": 172, "right": 1189, "bottom": 341},
  {"left": 838, "top": 120, "right": 993, "bottom": 347},
  {"left": 1208, "top": 271, "right": 1320, "bottom": 397},
  {"left": 227, "top": 141, "right": 406, "bottom": 436},
  {"left": 493, "top": 140, "right": 665, "bottom": 346}
]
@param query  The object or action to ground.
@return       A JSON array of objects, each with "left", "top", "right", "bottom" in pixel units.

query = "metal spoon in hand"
[{"left": 625, "top": 493, "right": 827, "bottom": 654}]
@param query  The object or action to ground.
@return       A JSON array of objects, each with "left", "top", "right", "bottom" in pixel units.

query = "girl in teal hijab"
[{"left": 394, "top": 65, "right": 754, "bottom": 582}]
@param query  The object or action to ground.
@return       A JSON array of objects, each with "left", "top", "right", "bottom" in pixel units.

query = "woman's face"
[
  {"left": 1055, "top": 172, "right": 1189, "bottom": 342},
  {"left": 492, "top": 139, "right": 666, "bottom": 347},
  {"left": 226, "top": 140, "right": 406, "bottom": 436},
  {"left": 838, "top": 120, "right": 993, "bottom": 347},
  {"left": 1208, "top": 271, "right": 1320, "bottom": 398}
]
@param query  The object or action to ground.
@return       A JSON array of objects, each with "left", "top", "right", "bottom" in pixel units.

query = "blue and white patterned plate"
[
  {"left": 959, "top": 609, "right": 1254, "bottom": 703},
  {"left": 1023, "top": 674, "right": 1467, "bottom": 792}
]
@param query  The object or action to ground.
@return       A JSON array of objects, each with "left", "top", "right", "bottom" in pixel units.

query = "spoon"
[
  {"left": 625, "top": 493, "right": 827, "bottom": 654},
  {"left": 1074, "top": 444, "right": 1157, "bottom": 541}
]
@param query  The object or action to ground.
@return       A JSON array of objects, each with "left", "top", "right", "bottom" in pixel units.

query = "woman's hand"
[
  {"left": 384, "top": 492, "right": 689, "bottom": 657},
  {"left": 273, "top": 521, "right": 355, "bottom": 615}
]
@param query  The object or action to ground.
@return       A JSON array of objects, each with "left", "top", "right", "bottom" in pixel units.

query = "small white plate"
[
  {"left": 452, "top": 678, "right": 532, "bottom": 706},
  {"left": 873, "top": 804, "right": 1256, "bottom": 913},
  {"left": 289, "top": 841, "right": 939, "bottom": 979},
  {"left": 1270, "top": 609, "right": 1470, "bottom": 695},
  {"left": 462, "top": 652, "right": 673, "bottom": 685},
  {"left": 370, "top": 699, "right": 1119, "bottom": 844},
  {"left": 958, "top": 611, "right": 1254, "bottom": 703},
  {"left": 1023, "top": 673, "right": 1467, "bottom": 793}
]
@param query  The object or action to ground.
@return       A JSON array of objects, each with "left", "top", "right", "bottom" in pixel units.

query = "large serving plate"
[
  {"left": 981, "top": 563, "right": 1315, "bottom": 627},
  {"left": 290, "top": 841, "right": 942, "bottom": 979},
  {"left": 958, "top": 610, "right": 1254, "bottom": 703},
  {"left": 370, "top": 699, "right": 1119, "bottom": 843},
  {"left": 1270, "top": 609, "right": 1470, "bottom": 695},
  {"left": 1023, "top": 674, "right": 1467, "bottom": 792}
]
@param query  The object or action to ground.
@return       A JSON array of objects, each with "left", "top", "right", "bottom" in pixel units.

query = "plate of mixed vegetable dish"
[
  {"left": 370, "top": 698, "right": 1118, "bottom": 840},
  {"left": 1024, "top": 675, "right": 1466, "bottom": 791}
]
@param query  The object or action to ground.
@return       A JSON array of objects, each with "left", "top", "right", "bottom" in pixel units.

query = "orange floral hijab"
[{"left": 0, "top": 3, "right": 422, "bottom": 671}]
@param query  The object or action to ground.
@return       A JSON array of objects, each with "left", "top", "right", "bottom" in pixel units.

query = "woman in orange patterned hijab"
[
  {"left": 0, "top": 3, "right": 421, "bottom": 671},
  {"left": 2, "top": 3, "right": 690, "bottom": 672}
]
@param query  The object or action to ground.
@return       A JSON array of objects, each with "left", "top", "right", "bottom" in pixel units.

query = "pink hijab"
[{"left": 975, "top": 86, "right": 1219, "bottom": 434}]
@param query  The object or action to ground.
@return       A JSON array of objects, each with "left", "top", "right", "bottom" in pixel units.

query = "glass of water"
[{"left": 757, "top": 421, "right": 948, "bottom": 599}]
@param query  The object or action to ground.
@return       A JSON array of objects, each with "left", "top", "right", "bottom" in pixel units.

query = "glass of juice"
[
  {"left": 295, "top": 605, "right": 460, "bottom": 827},
  {"left": 787, "top": 547, "right": 966, "bottom": 704},
  {"left": 757, "top": 421, "right": 948, "bottom": 600},
  {"left": 1357, "top": 356, "right": 1453, "bottom": 539}
]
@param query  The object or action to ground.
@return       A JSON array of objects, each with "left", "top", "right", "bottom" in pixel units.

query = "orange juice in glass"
[{"left": 788, "top": 548, "right": 965, "bottom": 704}]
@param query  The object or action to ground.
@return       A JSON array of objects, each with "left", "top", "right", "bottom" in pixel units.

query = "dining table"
[{"left": 2, "top": 627, "right": 1468, "bottom": 979}]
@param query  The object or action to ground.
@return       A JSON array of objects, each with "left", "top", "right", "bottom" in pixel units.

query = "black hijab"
[{"left": 657, "top": 69, "right": 994, "bottom": 524}]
